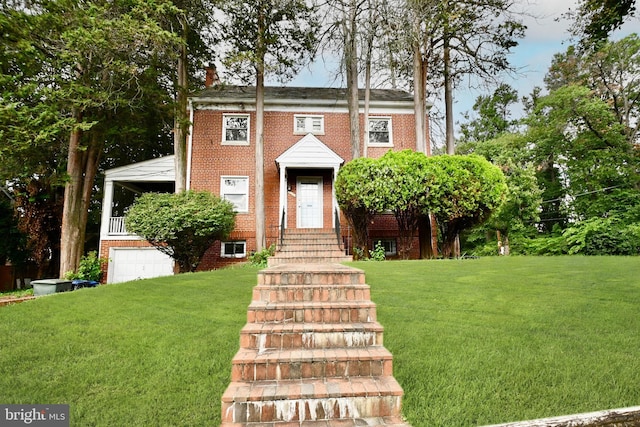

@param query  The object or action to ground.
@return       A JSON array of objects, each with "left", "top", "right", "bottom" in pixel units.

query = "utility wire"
[{"left": 540, "top": 184, "right": 627, "bottom": 204}]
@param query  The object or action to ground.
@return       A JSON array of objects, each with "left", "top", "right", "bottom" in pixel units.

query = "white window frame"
[
  {"left": 221, "top": 241, "right": 246, "bottom": 258},
  {"left": 374, "top": 239, "right": 397, "bottom": 256},
  {"left": 367, "top": 117, "right": 393, "bottom": 147},
  {"left": 294, "top": 115, "right": 324, "bottom": 135},
  {"left": 222, "top": 114, "right": 250, "bottom": 145},
  {"left": 221, "top": 176, "right": 249, "bottom": 213}
]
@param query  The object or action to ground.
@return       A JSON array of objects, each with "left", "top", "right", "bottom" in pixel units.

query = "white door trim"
[{"left": 296, "top": 176, "right": 323, "bottom": 228}]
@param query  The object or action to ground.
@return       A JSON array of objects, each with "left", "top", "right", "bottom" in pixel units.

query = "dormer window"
[
  {"left": 223, "top": 114, "right": 250, "bottom": 145},
  {"left": 294, "top": 115, "right": 324, "bottom": 135}
]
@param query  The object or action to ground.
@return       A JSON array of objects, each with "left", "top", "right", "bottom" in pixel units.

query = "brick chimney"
[{"left": 205, "top": 65, "right": 219, "bottom": 87}]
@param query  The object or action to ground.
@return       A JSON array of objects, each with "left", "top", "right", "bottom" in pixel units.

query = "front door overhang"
[{"left": 275, "top": 134, "right": 344, "bottom": 229}]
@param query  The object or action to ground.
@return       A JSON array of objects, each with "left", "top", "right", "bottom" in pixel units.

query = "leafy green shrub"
[
  {"left": 369, "top": 241, "right": 386, "bottom": 261},
  {"left": 249, "top": 244, "right": 276, "bottom": 267},
  {"left": 564, "top": 216, "right": 640, "bottom": 255},
  {"left": 125, "top": 191, "right": 236, "bottom": 272},
  {"left": 64, "top": 251, "right": 107, "bottom": 281}
]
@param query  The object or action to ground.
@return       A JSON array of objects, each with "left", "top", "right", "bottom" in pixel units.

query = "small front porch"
[{"left": 275, "top": 133, "right": 344, "bottom": 235}]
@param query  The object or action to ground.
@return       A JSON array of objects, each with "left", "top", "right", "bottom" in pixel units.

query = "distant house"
[{"left": 99, "top": 82, "right": 429, "bottom": 283}]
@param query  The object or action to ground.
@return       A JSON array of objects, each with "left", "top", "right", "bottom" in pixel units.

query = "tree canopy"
[
  {"left": 458, "top": 34, "right": 640, "bottom": 256},
  {"left": 336, "top": 152, "right": 506, "bottom": 258}
]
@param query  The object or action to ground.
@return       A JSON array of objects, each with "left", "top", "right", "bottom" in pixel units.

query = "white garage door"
[{"left": 108, "top": 248, "right": 174, "bottom": 284}]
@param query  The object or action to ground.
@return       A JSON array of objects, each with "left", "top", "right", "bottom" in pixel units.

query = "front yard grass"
[{"left": 0, "top": 257, "right": 638, "bottom": 426}]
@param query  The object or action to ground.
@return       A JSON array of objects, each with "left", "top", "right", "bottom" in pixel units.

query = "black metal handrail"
[
  {"left": 279, "top": 208, "right": 285, "bottom": 247},
  {"left": 334, "top": 208, "right": 342, "bottom": 249}
]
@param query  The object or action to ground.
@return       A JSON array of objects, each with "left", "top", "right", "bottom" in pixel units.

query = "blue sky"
[{"left": 272, "top": 0, "right": 639, "bottom": 145}]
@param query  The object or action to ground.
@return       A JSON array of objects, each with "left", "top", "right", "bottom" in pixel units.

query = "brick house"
[{"left": 99, "top": 83, "right": 429, "bottom": 283}]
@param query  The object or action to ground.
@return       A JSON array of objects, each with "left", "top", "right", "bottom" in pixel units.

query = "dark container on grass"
[
  {"left": 71, "top": 280, "right": 99, "bottom": 290},
  {"left": 32, "top": 279, "right": 72, "bottom": 296}
]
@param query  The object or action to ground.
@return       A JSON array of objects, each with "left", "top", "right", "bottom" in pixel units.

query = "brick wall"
[{"left": 190, "top": 107, "right": 421, "bottom": 270}]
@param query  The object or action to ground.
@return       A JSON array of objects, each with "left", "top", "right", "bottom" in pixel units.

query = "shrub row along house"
[{"left": 99, "top": 76, "right": 430, "bottom": 283}]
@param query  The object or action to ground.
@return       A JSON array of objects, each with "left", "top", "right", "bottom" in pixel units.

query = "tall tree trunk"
[
  {"left": 363, "top": 8, "right": 374, "bottom": 159},
  {"left": 60, "top": 113, "right": 85, "bottom": 277},
  {"left": 254, "top": 6, "right": 266, "bottom": 251},
  {"left": 444, "top": 33, "right": 455, "bottom": 155},
  {"left": 174, "top": 17, "right": 188, "bottom": 193},
  {"left": 60, "top": 115, "right": 101, "bottom": 277},
  {"left": 345, "top": 0, "right": 360, "bottom": 159},
  {"left": 412, "top": 35, "right": 428, "bottom": 155},
  {"left": 78, "top": 134, "right": 102, "bottom": 256},
  {"left": 418, "top": 214, "right": 436, "bottom": 259}
]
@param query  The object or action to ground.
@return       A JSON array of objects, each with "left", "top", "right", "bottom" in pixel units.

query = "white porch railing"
[{"left": 108, "top": 217, "right": 129, "bottom": 235}]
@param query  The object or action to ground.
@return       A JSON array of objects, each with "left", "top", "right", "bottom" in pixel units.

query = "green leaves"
[
  {"left": 124, "top": 191, "right": 236, "bottom": 272},
  {"left": 336, "top": 151, "right": 507, "bottom": 258},
  {"left": 220, "top": 0, "right": 319, "bottom": 83}
]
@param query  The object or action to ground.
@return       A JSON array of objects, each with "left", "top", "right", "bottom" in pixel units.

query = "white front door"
[{"left": 297, "top": 177, "right": 323, "bottom": 228}]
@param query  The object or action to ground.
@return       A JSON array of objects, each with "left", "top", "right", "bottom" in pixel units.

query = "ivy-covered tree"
[{"left": 124, "top": 191, "right": 236, "bottom": 272}]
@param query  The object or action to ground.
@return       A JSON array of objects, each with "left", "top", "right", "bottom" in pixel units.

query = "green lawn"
[{"left": 0, "top": 257, "right": 639, "bottom": 426}]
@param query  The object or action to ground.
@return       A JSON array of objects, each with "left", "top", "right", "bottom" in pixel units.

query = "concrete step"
[
  {"left": 271, "top": 230, "right": 350, "bottom": 267},
  {"left": 268, "top": 256, "right": 352, "bottom": 267},
  {"left": 252, "top": 284, "right": 371, "bottom": 304},
  {"left": 247, "top": 301, "right": 377, "bottom": 324},
  {"left": 231, "top": 347, "right": 394, "bottom": 381},
  {"left": 221, "top": 377, "right": 405, "bottom": 423},
  {"left": 258, "top": 264, "right": 365, "bottom": 286},
  {"left": 221, "top": 417, "right": 410, "bottom": 427},
  {"left": 240, "top": 322, "right": 384, "bottom": 350},
  {"left": 277, "top": 247, "right": 346, "bottom": 255},
  {"left": 222, "top": 417, "right": 409, "bottom": 426}
]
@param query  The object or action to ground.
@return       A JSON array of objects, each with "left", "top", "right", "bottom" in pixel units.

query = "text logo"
[{"left": 1, "top": 405, "right": 69, "bottom": 427}]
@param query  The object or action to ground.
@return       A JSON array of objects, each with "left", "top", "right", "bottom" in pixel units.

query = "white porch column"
[
  {"left": 100, "top": 180, "right": 114, "bottom": 239},
  {"left": 332, "top": 166, "right": 339, "bottom": 228},
  {"left": 279, "top": 166, "right": 287, "bottom": 230}
]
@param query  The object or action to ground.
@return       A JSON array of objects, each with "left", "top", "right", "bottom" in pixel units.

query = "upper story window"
[
  {"left": 367, "top": 117, "right": 392, "bottom": 146},
  {"left": 223, "top": 114, "right": 250, "bottom": 145},
  {"left": 294, "top": 115, "right": 324, "bottom": 134},
  {"left": 221, "top": 176, "right": 249, "bottom": 213}
]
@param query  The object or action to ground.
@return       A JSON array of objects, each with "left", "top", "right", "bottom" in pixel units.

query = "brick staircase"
[
  {"left": 221, "top": 263, "right": 410, "bottom": 426},
  {"left": 267, "top": 230, "right": 352, "bottom": 267}
]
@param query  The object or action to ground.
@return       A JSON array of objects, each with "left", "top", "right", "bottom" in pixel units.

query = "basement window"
[
  {"left": 374, "top": 239, "right": 397, "bottom": 256},
  {"left": 221, "top": 241, "right": 246, "bottom": 258}
]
